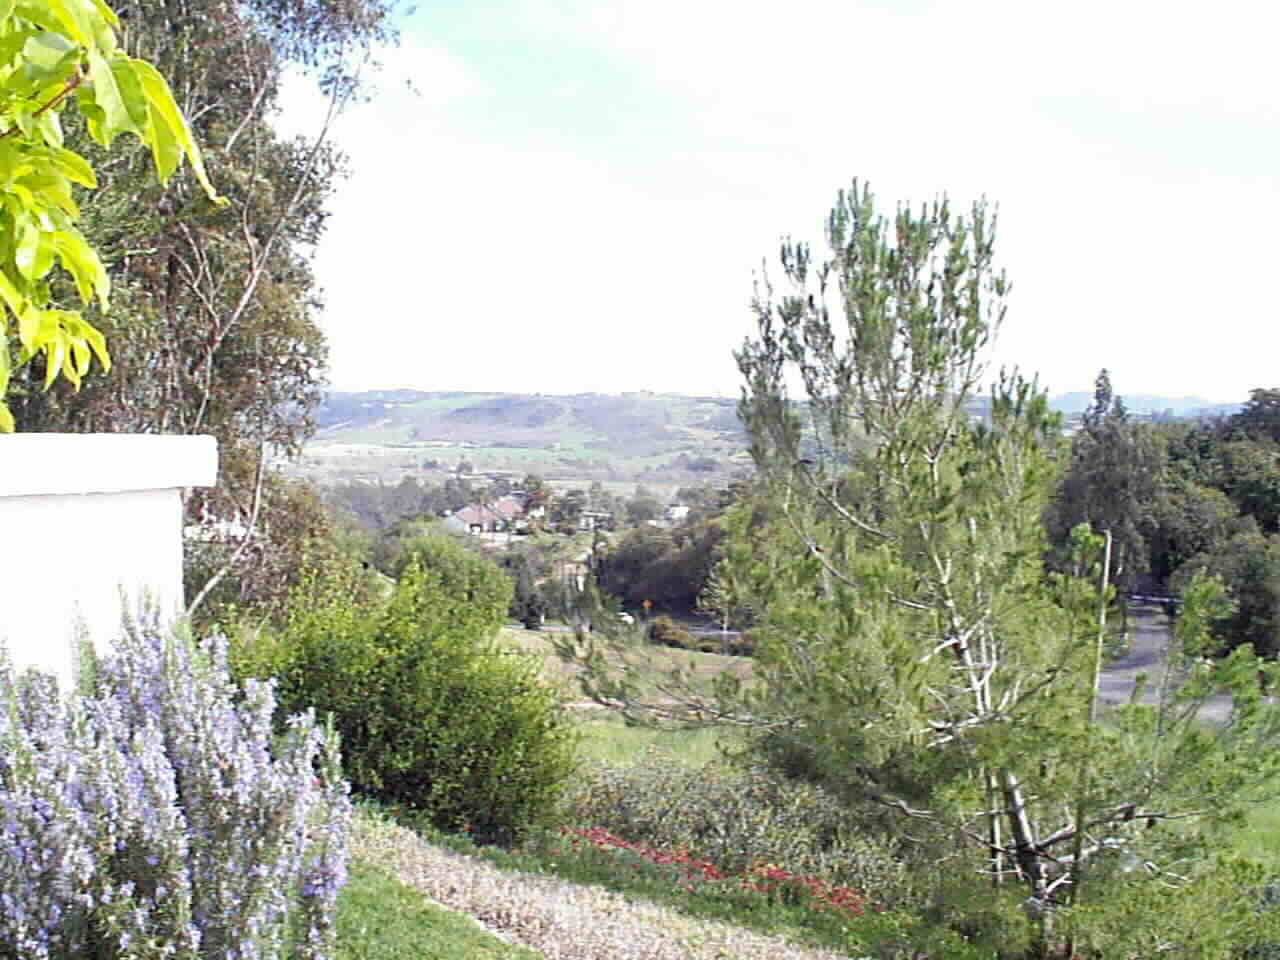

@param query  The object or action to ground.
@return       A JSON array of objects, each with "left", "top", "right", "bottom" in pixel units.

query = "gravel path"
[{"left": 349, "top": 809, "right": 857, "bottom": 960}]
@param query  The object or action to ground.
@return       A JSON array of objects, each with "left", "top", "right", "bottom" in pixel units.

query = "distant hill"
[
  {"left": 1047, "top": 392, "right": 1241, "bottom": 417},
  {"left": 306, "top": 390, "right": 749, "bottom": 483},
  {"left": 302, "top": 388, "right": 1244, "bottom": 488},
  {"left": 316, "top": 389, "right": 1242, "bottom": 444},
  {"left": 962, "top": 392, "right": 1242, "bottom": 422}
]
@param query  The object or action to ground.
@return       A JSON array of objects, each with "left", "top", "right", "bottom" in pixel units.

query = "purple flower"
[{"left": 0, "top": 610, "right": 352, "bottom": 958}]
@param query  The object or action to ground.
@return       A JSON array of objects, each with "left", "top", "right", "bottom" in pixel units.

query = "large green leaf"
[
  {"left": 83, "top": 0, "right": 119, "bottom": 29},
  {"left": 0, "top": 142, "right": 16, "bottom": 186},
  {"left": 0, "top": 269, "right": 23, "bottom": 321},
  {"left": 49, "top": 146, "right": 95, "bottom": 188},
  {"left": 0, "top": 326, "right": 9, "bottom": 398},
  {"left": 52, "top": 228, "right": 108, "bottom": 307},
  {"left": 15, "top": 0, "right": 87, "bottom": 48},
  {"left": 18, "top": 170, "right": 78, "bottom": 219},
  {"left": 36, "top": 107, "right": 64, "bottom": 148},
  {"left": 110, "top": 57, "right": 148, "bottom": 130},
  {"left": 141, "top": 90, "right": 181, "bottom": 183},
  {"left": 13, "top": 218, "right": 38, "bottom": 280},
  {"left": 17, "top": 304, "right": 39, "bottom": 349},
  {"left": 39, "top": 0, "right": 96, "bottom": 48},
  {"left": 128, "top": 58, "right": 224, "bottom": 203},
  {"left": 42, "top": 335, "right": 64, "bottom": 388},
  {"left": 86, "top": 48, "right": 132, "bottom": 143},
  {"left": 69, "top": 336, "right": 89, "bottom": 379},
  {"left": 0, "top": 0, "right": 213, "bottom": 409},
  {"left": 72, "top": 89, "right": 108, "bottom": 146},
  {"left": 21, "top": 31, "right": 76, "bottom": 73},
  {"left": 82, "top": 320, "right": 108, "bottom": 371}
]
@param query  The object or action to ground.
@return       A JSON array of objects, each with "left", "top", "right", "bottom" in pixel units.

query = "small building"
[{"left": 443, "top": 495, "right": 528, "bottom": 535}]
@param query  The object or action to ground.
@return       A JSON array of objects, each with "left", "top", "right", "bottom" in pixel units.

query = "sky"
[{"left": 274, "top": 0, "right": 1278, "bottom": 405}]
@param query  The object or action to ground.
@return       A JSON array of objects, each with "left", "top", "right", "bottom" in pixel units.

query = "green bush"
[
  {"left": 232, "top": 540, "right": 579, "bottom": 847},
  {"left": 647, "top": 615, "right": 697, "bottom": 650},
  {"left": 727, "top": 631, "right": 756, "bottom": 657}
]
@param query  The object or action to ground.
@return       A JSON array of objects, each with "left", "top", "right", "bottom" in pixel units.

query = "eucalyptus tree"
[
  {"left": 0, "top": 0, "right": 223, "bottom": 432},
  {"left": 7, "top": 0, "right": 398, "bottom": 622},
  {"left": 562, "top": 181, "right": 1280, "bottom": 956}
]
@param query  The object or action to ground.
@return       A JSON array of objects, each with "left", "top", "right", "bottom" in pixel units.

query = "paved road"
[{"left": 1097, "top": 597, "right": 1235, "bottom": 725}]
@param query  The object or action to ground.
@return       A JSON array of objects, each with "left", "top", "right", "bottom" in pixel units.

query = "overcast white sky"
[{"left": 276, "top": 0, "right": 1277, "bottom": 404}]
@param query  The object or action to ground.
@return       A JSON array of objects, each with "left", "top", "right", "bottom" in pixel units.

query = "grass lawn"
[
  {"left": 337, "top": 858, "right": 540, "bottom": 959},
  {"left": 573, "top": 708, "right": 740, "bottom": 768}
]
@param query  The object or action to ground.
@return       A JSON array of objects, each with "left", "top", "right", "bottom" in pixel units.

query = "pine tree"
[{"left": 561, "top": 181, "right": 1280, "bottom": 955}]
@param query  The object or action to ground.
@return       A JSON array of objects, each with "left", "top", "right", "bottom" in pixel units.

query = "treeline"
[
  {"left": 317, "top": 473, "right": 729, "bottom": 628},
  {"left": 596, "top": 485, "right": 741, "bottom": 615},
  {"left": 202, "top": 371, "right": 1280, "bottom": 665},
  {"left": 325, "top": 475, "right": 482, "bottom": 533},
  {"left": 589, "top": 376, "right": 1280, "bottom": 663},
  {"left": 1044, "top": 372, "right": 1280, "bottom": 657}
]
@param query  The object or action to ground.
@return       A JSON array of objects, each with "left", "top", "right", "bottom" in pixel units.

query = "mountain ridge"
[
  {"left": 297, "top": 389, "right": 1244, "bottom": 488},
  {"left": 316, "top": 388, "right": 1243, "bottom": 436}
]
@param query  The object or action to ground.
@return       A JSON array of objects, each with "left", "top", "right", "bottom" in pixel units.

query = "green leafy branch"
[{"left": 0, "top": 0, "right": 224, "bottom": 431}]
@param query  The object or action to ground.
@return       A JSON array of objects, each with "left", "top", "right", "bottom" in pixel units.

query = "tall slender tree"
[{"left": 562, "top": 182, "right": 1280, "bottom": 955}]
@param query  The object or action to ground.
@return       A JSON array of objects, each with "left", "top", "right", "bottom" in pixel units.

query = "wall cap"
[{"left": 0, "top": 434, "right": 218, "bottom": 497}]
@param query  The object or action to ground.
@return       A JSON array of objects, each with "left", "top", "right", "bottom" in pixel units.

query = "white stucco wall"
[{"left": 0, "top": 434, "right": 217, "bottom": 695}]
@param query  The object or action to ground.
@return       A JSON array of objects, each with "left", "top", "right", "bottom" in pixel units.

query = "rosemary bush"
[{"left": 0, "top": 610, "right": 351, "bottom": 959}]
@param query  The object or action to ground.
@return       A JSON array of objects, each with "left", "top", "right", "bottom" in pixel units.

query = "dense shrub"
[
  {"left": 1056, "top": 856, "right": 1280, "bottom": 959},
  {"left": 686, "top": 633, "right": 755, "bottom": 656},
  {"left": 0, "top": 611, "right": 350, "bottom": 959},
  {"left": 234, "top": 544, "right": 578, "bottom": 846},
  {"left": 647, "top": 615, "right": 697, "bottom": 650},
  {"left": 563, "top": 753, "right": 912, "bottom": 906},
  {"left": 726, "top": 631, "right": 756, "bottom": 657},
  {"left": 600, "top": 521, "right": 723, "bottom": 614},
  {"left": 502, "top": 548, "right": 550, "bottom": 630}
]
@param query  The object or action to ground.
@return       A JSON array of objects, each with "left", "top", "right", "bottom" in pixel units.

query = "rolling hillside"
[
  {"left": 299, "top": 390, "right": 750, "bottom": 487},
  {"left": 296, "top": 388, "right": 1242, "bottom": 488}
]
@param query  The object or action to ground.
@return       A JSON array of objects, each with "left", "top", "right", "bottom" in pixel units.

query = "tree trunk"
[{"left": 1001, "top": 769, "right": 1055, "bottom": 953}]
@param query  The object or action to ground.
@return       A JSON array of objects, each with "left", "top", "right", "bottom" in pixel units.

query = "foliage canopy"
[
  {"left": 0, "top": 0, "right": 222, "bottom": 430},
  {"left": 564, "top": 180, "right": 1280, "bottom": 955}
]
